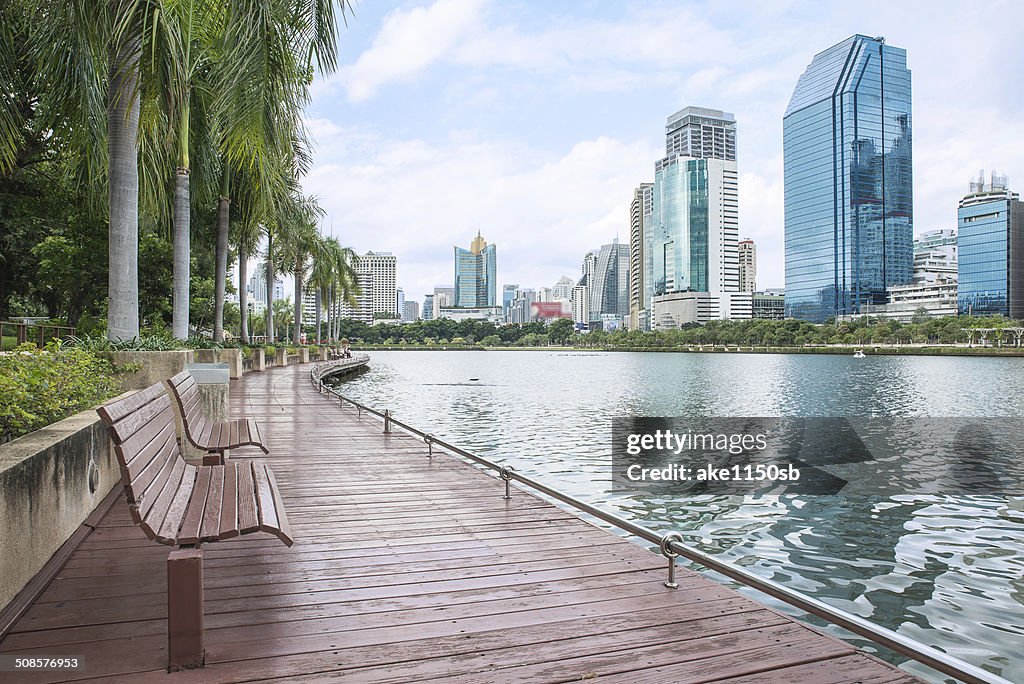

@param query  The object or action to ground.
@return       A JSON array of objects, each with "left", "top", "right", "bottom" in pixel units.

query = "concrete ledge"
[
  {"left": 298, "top": 348, "right": 310, "bottom": 363},
  {"left": 113, "top": 350, "right": 194, "bottom": 391},
  {"left": 0, "top": 404, "right": 123, "bottom": 611},
  {"left": 275, "top": 348, "right": 287, "bottom": 366},
  {"left": 219, "top": 348, "right": 243, "bottom": 379},
  {"left": 251, "top": 348, "right": 265, "bottom": 372}
]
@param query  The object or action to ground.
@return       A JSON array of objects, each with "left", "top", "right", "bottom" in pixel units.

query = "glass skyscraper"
[
  {"left": 454, "top": 232, "right": 497, "bottom": 308},
  {"left": 644, "top": 107, "right": 739, "bottom": 315},
  {"left": 783, "top": 35, "right": 913, "bottom": 322},
  {"left": 957, "top": 175, "right": 1024, "bottom": 318}
]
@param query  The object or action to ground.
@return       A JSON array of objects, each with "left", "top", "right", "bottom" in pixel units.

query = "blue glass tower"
[
  {"left": 454, "top": 232, "right": 497, "bottom": 308},
  {"left": 957, "top": 177, "right": 1024, "bottom": 318},
  {"left": 783, "top": 35, "right": 913, "bottom": 322}
]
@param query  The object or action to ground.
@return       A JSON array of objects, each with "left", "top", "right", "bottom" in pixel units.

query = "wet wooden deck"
[{"left": 0, "top": 363, "right": 920, "bottom": 682}]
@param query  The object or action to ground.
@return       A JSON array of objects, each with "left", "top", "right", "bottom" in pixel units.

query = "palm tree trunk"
[
  {"left": 266, "top": 232, "right": 275, "bottom": 343},
  {"left": 315, "top": 289, "right": 322, "bottom": 344},
  {"left": 172, "top": 167, "right": 190, "bottom": 339},
  {"left": 213, "top": 169, "right": 230, "bottom": 342},
  {"left": 293, "top": 259, "right": 302, "bottom": 344},
  {"left": 329, "top": 283, "right": 336, "bottom": 342},
  {"left": 106, "top": 44, "right": 140, "bottom": 342},
  {"left": 238, "top": 246, "right": 249, "bottom": 343}
]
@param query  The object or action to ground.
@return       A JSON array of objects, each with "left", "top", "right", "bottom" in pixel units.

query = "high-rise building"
[
  {"left": 422, "top": 295, "right": 434, "bottom": 321},
  {"left": 914, "top": 229, "right": 957, "bottom": 283},
  {"left": 629, "top": 183, "right": 654, "bottom": 330},
  {"left": 334, "top": 251, "right": 398, "bottom": 322},
  {"left": 571, "top": 285, "right": 590, "bottom": 327},
  {"left": 454, "top": 232, "right": 497, "bottom": 308},
  {"left": 551, "top": 276, "right": 574, "bottom": 302},
  {"left": 738, "top": 239, "right": 756, "bottom": 291},
  {"left": 646, "top": 106, "right": 740, "bottom": 326},
  {"left": 402, "top": 300, "right": 419, "bottom": 322},
  {"left": 396, "top": 288, "right": 405, "bottom": 319},
  {"left": 957, "top": 173, "right": 1024, "bottom": 317},
  {"left": 783, "top": 35, "right": 913, "bottom": 322},
  {"left": 433, "top": 287, "right": 454, "bottom": 309},
  {"left": 502, "top": 284, "right": 519, "bottom": 322},
  {"left": 246, "top": 269, "right": 284, "bottom": 314},
  {"left": 509, "top": 288, "right": 537, "bottom": 324},
  {"left": 591, "top": 240, "right": 630, "bottom": 322}
]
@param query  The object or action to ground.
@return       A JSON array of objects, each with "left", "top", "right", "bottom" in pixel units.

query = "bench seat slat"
[
  {"left": 219, "top": 462, "right": 240, "bottom": 539},
  {"left": 200, "top": 466, "right": 225, "bottom": 541},
  {"left": 237, "top": 463, "right": 259, "bottom": 534},
  {"left": 125, "top": 420, "right": 178, "bottom": 504},
  {"left": 255, "top": 463, "right": 293, "bottom": 547},
  {"left": 140, "top": 456, "right": 187, "bottom": 541},
  {"left": 179, "top": 466, "right": 212, "bottom": 545},
  {"left": 155, "top": 463, "right": 197, "bottom": 544},
  {"left": 96, "top": 382, "right": 165, "bottom": 427}
]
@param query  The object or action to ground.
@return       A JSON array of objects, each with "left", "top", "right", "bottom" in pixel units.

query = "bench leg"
[{"left": 167, "top": 547, "right": 205, "bottom": 671}]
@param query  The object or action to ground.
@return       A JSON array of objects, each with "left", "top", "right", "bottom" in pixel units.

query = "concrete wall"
[
  {"left": 0, "top": 406, "right": 122, "bottom": 610},
  {"left": 113, "top": 350, "right": 194, "bottom": 391}
]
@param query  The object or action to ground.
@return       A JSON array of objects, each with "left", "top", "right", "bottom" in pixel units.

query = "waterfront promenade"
[{"left": 0, "top": 364, "right": 920, "bottom": 682}]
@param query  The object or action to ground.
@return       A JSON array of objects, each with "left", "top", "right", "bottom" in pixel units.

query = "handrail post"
[
  {"left": 383, "top": 409, "right": 391, "bottom": 433},
  {"left": 659, "top": 532, "right": 683, "bottom": 589},
  {"left": 424, "top": 434, "right": 435, "bottom": 458},
  {"left": 499, "top": 465, "right": 516, "bottom": 500}
]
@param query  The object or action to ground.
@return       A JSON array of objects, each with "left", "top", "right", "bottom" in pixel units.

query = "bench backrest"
[
  {"left": 167, "top": 370, "right": 206, "bottom": 435},
  {"left": 96, "top": 382, "right": 194, "bottom": 535}
]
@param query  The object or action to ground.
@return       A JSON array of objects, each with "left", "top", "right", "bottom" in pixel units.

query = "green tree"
[{"left": 548, "top": 318, "right": 574, "bottom": 345}]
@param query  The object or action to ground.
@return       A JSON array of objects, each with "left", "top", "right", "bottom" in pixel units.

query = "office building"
[
  {"left": 433, "top": 287, "right": 455, "bottom": 309},
  {"left": 752, "top": 290, "right": 785, "bottom": 320},
  {"left": 454, "top": 232, "right": 497, "bottom": 308},
  {"left": 422, "top": 295, "right": 434, "bottom": 321},
  {"left": 437, "top": 306, "right": 504, "bottom": 323},
  {"left": 783, "top": 35, "right": 913, "bottom": 322},
  {"left": 738, "top": 239, "right": 756, "bottom": 291},
  {"left": 551, "top": 276, "right": 574, "bottom": 302},
  {"left": 571, "top": 285, "right": 590, "bottom": 327},
  {"left": 246, "top": 270, "right": 284, "bottom": 314},
  {"left": 914, "top": 229, "right": 958, "bottom": 282},
  {"left": 647, "top": 106, "right": 740, "bottom": 327},
  {"left": 957, "top": 173, "right": 1024, "bottom": 317},
  {"left": 508, "top": 288, "right": 537, "bottom": 325},
  {"left": 396, "top": 288, "right": 405, "bottom": 319},
  {"left": 503, "top": 284, "right": 519, "bottom": 322},
  {"left": 402, "top": 300, "right": 419, "bottom": 322},
  {"left": 332, "top": 251, "right": 398, "bottom": 322},
  {"left": 629, "top": 183, "right": 654, "bottom": 330},
  {"left": 591, "top": 240, "right": 630, "bottom": 323}
]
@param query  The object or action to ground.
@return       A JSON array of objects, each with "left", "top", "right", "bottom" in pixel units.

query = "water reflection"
[{"left": 328, "top": 351, "right": 1024, "bottom": 681}]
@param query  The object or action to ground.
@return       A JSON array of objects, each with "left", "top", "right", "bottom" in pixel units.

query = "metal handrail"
[
  {"left": 310, "top": 354, "right": 370, "bottom": 385},
  {"left": 317, "top": 378, "right": 1011, "bottom": 684}
]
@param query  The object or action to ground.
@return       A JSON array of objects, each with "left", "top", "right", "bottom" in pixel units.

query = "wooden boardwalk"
[{"left": 0, "top": 363, "right": 920, "bottom": 683}]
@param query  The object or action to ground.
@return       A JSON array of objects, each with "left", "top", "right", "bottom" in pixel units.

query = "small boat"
[{"left": 853, "top": 349, "right": 866, "bottom": 358}]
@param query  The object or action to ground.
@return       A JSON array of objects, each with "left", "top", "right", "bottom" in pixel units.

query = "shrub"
[
  {"left": 264, "top": 345, "right": 277, "bottom": 357},
  {"left": 309, "top": 345, "right": 319, "bottom": 355},
  {"left": 0, "top": 342, "right": 121, "bottom": 441}
]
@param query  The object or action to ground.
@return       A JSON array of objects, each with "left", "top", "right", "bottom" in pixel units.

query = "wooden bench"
[
  {"left": 96, "top": 382, "right": 292, "bottom": 671},
  {"left": 166, "top": 370, "right": 269, "bottom": 465}
]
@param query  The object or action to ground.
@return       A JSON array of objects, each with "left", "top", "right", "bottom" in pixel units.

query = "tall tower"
[
  {"left": 957, "top": 173, "right": 1024, "bottom": 317},
  {"left": 453, "top": 232, "right": 497, "bottom": 308},
  {"left": 646, "top": 107, "right": 739, "bottom": 310},
  {"left": 738, "top": 239, "right": 756, "bottom": 291},
  {"left": 783, "top": 35, "right": 913, "bottom": 322},
  {"left": 629, "top": 183, "right": 654, "bottom": 330}
]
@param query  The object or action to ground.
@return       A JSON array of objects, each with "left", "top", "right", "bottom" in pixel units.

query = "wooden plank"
[
  {"left": 219, "top": 461, "right": 240, "bottom": 539},
  {"left": 254, "top": 463, "right": 293, "bottom": 546},
  {"left": 228, "top": 419, "right": 239, "bottom": 448},
  {"left": 200, "top": 466, "right": 225, "bottom": 542},
  {"left": 178, "top": 466, "right": 212, "bottom": 545},
  {"left": 123, "top": 420, "right": 177, "bottom": 498},
  {"left": 137, "top": 451, "right": 186, "bottom": 532},
  {"left": 95, "top": 381, "right": 165, "bottom": 428},
  {"left": 154, "top": 463, "right": 197, "bottom": 544},
  {"left": 236, "top": 462, "right": 259, "bottom": 534},
  {"left": 105, "top": 391, "right": 169, "bottom": 446}
]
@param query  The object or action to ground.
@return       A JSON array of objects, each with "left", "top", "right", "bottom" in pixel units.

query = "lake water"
[{"left": 327, "top": 350, "right": 1024, "bottom": 682}]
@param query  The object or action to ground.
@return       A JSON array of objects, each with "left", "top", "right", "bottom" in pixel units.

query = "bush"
[
  {"left": 480, "top": 335, "right": 501, "bottom": 346},
  {"left": 264, "top": 345, "right": 277, "bottom": 358},
  {"left": 0, "top": 342, "right": 121, "bottom": 441}
]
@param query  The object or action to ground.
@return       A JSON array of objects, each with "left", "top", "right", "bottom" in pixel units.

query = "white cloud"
[
  {"left": 303, "top": 127, "right": 658, "bottom": 301},
  {"left": 336, "top": 0, "right": 486, "bottom": 101}
]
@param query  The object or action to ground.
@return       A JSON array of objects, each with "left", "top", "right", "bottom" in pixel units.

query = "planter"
[
  {"left": 275, "top": 348, "right": 288, "bottom": 366},
  {"left": 319, "top": 348, "right": 329, "bottom": 361},
  {"left": 298, "top": 348, "right": 310, "bottom": 364},
  {"left": 219, "top": 348, "right": 243, "bottom": 379},
  {"left": 193, "top": 349, "right": 218, "bottom": 363},
  {"left": 0, "top": 402, "right": 124, "bottom": 610},
  {"left": 250, "top": 348, "right": 265, "bottom": 372},
  {"left": 112, "top": 350, "right": 194, "bottom": 391}
]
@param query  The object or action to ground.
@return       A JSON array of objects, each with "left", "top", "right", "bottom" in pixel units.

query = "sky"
[{"left": 296, "top": 0, "right": 1024, "bottom": 304}]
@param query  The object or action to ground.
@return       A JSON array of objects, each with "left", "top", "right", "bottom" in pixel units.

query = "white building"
[
  {"left": 738, "top": 238, "right": 756, "bottom": 291},
  {"left": 571, "top": 285, "right": 590, "bottom": 327},
  {"left": 436, "top": 306, "right": 504, "bottom": 323},
  {"left": 361, "top": 252, "right": 398, "bottom": 318}
]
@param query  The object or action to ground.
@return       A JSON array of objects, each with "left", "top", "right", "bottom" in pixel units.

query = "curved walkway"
[{"left": 0, "top": 363, "right": 919, "bottom": 682}]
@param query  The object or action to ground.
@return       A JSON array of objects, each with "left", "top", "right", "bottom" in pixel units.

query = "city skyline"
[{"left": 299, "top": 1, "right": 1023, "bottom": 303}]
